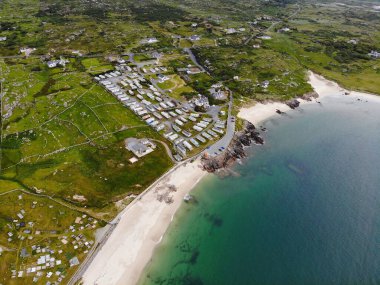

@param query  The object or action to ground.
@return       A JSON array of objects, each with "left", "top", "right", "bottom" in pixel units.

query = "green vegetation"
[
  {"left": 0, "top": 57, "right": 172, "bottom": 212},
  {"left": 0, "top": 190, "right": 101, "bottom": 284},
  {"left": 157, "top": 74, "right": 195, "bottom": 100},
  {"left": 0, "top": 0, "right": 379, "bottom": 283},
  {"left": 81, "top": 58, "right": 114, "bottom": 75}
]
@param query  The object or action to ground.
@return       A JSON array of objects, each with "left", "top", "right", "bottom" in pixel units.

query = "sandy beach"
[
  {"left": 82, "top": 158, "right": 207, "bottom": 285},
  {"left": 81, "top": 70, "right": 379, "bottom": 285},
  {"left": 238, "top": 71, "right": 380, "bottom": 125},
  {"left": 238, "top": 71, "right": 334, "bottom": 125}
]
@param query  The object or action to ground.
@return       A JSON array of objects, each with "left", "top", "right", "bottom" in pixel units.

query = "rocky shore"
[
  {"left": 201, "top": 121, "right": 264, "bottom": 173},
  {"left": 202, "top": 91, "right": 319, "bottom": 173},
  {"left": 286, "top": 91, "right": 319, "bottom": 109}
]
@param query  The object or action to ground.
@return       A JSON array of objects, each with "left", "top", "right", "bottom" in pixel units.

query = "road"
[
  {"left": 67, "top": 151, "right": 202, "bottom": 285},
  {"left": 204, "top": 92, "right": 235, "bottom": 156},
  {"left": 68, "top": 222, "right": 117, "bottom": 285},
  {"left": 183, "top": 48, "right": 208, "bottom": 74},
  {"left": 183, "top": 47, "right": 236, "bottom": 155},
  {"left": 71, "top": 42, "right": 237, "bottom": 285},
  {"left": 244, "top": 3, "right": 301, "bottom": 45},
  {"left": 151, "top": 139, "right": 177, "bottom": 162}
]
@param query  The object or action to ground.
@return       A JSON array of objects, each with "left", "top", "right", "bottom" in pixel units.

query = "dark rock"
[
  {"left": 286, "top": 99, "right": 300, "bottom": 109},
  {"left": 201, "top": 121, "right": 264, "bottom": 173},
  {"left": 301, "top": 91, "right": 319, "bottom": 101}
]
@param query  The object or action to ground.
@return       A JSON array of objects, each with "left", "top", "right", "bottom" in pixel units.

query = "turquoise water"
[{"left": 139, "top": 94, "right": 380, "bottom": 285}]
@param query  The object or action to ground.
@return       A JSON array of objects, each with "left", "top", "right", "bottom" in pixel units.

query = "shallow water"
[{"left": 139, "top": 94, "right": 380, "bottom": 285}]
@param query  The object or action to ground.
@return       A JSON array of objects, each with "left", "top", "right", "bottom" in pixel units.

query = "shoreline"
[
  {"left": 81, "top": 70, "right": 379, "bottom": 285},
  {"left": 82, "top": 158, "right": 208, "bottom": 285},
  {"left": 238, "top": 71, "right": 380, "bottom": 126}
]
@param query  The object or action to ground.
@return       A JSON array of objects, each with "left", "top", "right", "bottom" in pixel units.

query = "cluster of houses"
[
  {"left": 141, "top": 66, "right": 168, "bottom": 75},
  {"left": 209, "top": 83, "right": 228, "bottom": 101},
  {"left": 164, "top": 114, "right": 226, "bottom": 161},
  {"left": 46, "top": 57, "right": 69, "bottom": 68},
  {"left": 6, "top": 199, "right": 98, "bottom": 283},
  {"left": 192, "top": 94, "right": 210, "bottom": 111},
  {"left": 93, "top": 56, "right": 227, "bottom": 161},
  {"left": 13, "top": 244, "right": 68, "bottom": 282}
]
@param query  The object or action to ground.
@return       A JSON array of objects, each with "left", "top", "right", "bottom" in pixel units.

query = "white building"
[
  {"left": 369, "top": 50, "right": 380, "bottom": 59},
  {"left": 193, "top": 94, "right": 210, "bottom": 110},
  {"left": 125, "top": 138, "right": 156, "bottom": 158}
]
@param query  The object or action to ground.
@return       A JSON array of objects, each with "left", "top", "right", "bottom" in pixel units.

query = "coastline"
[
  {"left": 238, "top": 71, "right": 380, "bottom": 125},
  {"left": 82, "top": 158, "right": 207, "bottom": 285},
  {"left": 81, "top": 70, "right": 380, "bottom": 285}
]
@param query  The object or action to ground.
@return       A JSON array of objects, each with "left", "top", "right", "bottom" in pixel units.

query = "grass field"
[
  {"left": 81, "top": 58, "right": 114, "bottom": 75},
  {"left": 0, "top": 58, "right": 173, "bottom": 212},
  {"left": 157, "top": 74, "right": 195, "bottom": 100}
]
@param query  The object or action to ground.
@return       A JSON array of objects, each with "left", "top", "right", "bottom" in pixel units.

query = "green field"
[
  {"left": 0, "top": 57, "right": 173, "bottom": 212},
  {"left": 157, "top": 74, "right": 195, "bottom": 100}
]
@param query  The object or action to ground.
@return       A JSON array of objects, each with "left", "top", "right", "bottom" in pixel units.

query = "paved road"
[
  {"left": 204, "top": 93, "right": 235, "bottom": 156},
  {"left": 71, "top": 44, "right": 237, "bottom": 285},
  {"left": 68, "top": 223, "right": 117, "bottom": 285},
  {"left": 183, "top": 47, "right": 236, "bottom": 156},
  {"left": 183, "top": 48, "right": 208, "bottom": 74},
  {"left": 151, "top": 139, "right": 177, "bottom": 162}
]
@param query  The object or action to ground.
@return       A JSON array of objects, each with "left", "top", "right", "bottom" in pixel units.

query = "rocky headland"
[{"left": 201, "top": 121, "right": 264, "bottom": 173}]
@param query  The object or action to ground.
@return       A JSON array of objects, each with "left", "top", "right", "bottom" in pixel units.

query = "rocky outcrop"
[
  {"left": 201, "top": 121, "right": 264, "bottom": 173},
  {"left": 286, "top": 99, "right": 300, "bottom": 109},
  {"left": 301, "top": 91, "right": 319, "bottom": 101},
  {"left": 286, "top": 92, "right": 319, "bottom": 109}
]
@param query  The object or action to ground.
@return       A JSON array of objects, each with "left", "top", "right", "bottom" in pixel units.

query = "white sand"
[
  {"left": 238, "top": 71, "right": 361, "bottom": 125},
  {"left": 238, "top": 101, "right": 292, "bottom": 126},
  {"left": 308, "top": 71, "right": 380, "bottom": 102},
  {"left": 82, "top": 71, "right": 379, "bottom": 285},
  {"left": 82, "top": 159, "right": 207, "bottom": 285}
]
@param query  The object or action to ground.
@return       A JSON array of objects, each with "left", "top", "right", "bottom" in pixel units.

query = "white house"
[{"left": 189, "top": 35, "right": 201, "bottom": 41}]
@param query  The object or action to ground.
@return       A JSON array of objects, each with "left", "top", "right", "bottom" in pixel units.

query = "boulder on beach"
[{"left": 286, "top": 99, "right": 300, "bottom": 109}]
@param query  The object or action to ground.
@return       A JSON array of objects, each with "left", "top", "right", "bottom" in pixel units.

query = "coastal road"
[
  {"left": 71, "top": 43, "right": 235, "bottom": 285},
  {"left": 204, "top": 92, "right": 235, "bottom": 156},
  {"left": 183, "top": 48, "right": 236, "bottom": 156},
  {"left": 70, "top": 152, "right": 204, "bottom": 285},
  {"left": 67, "top": 223, "right": 117, "bottom": 285}
]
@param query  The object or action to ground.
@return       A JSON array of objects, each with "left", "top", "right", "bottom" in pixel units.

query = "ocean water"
[{"left": 139, "top": 94, "right": 380, "bottom": 285}]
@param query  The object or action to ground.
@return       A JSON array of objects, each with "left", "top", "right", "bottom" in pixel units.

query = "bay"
[{"left": 139, "top": 94, "right": 380, "bottom": 285}]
